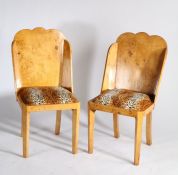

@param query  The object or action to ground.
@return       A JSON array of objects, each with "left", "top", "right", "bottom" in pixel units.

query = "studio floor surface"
[{"left": 0, "top": 109, "right": 178, "bottom": 175}]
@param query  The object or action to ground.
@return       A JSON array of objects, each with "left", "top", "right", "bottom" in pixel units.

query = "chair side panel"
[
  {"left": 61, "top": 40, "right": 73, "bottom": 92},
  {"left": 101, "top": 43, "right": 118, "bottom": 92}
]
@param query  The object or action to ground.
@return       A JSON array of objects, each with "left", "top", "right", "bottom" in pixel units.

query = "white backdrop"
[{"left": 0, "top": 0, "right": 178, "bottom": 174}]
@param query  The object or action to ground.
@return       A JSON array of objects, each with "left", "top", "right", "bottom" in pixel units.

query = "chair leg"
[
  {"left": 72, "top": 108, "right": 80, "bottom": 154},
  {"left": 55, "top": 110, "right": 62, "bottom": 135},
  {"left": 22, "top": 108, "right": 30, "bottom": 158},
  {"left": 88, "top": 108, "right": 95, "bottom": 154},
  {"left": 146, "top": 112, "right": 152, "bottom": 145},
  {"left": 21, "top": 114, "right": 23, "bottom": 137},
  {"left": 113, "top": 113, "right": 119, "bottom": 138},
  {"left": 134, "top": 113, "right": 143, "bottom": 165}
]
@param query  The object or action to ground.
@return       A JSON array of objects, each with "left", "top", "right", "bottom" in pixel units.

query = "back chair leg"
[
  {"left": 134, "top": 113, "right": 143, "bottom": 165},
  {"left": 21, "top": 114, "right": 23, "bottom": 137},
  {"left": 113, "top": 113, "right": 119, "bottom": 138},
  {"left": 55, "top": 110, "right": 62, "bottom": 135},
  {"left": 72, "top": 107, "right": 80, "bottom": 154},
  {"left": 146, "top": 112, "right": 152, "bottom": 145},
  {"left": 22, "top": 108, "right": 30, "bottom": 158}
]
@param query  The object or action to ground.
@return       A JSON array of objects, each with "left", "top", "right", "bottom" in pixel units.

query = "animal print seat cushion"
[
  {"left": 92, "top": 89, "right": 153, "bottom": 111},
  {"left": 18, "top": 87, "right": 78, "bottom": 105}
]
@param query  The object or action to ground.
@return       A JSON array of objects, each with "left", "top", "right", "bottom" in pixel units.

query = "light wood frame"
[
  {"left": 12, "top": 27, "right": 80, "bottom": 157},
  {"left": 88, "top": 32, "right": 167, "bottom": 165}
]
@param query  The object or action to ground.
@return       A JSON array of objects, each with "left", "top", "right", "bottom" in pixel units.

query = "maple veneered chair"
[
  {"left": 12, "top": 27, "right": 80, "bottom": 157},
  {"left": 88, "top": 32, "right": 167, "bottom": 165}
]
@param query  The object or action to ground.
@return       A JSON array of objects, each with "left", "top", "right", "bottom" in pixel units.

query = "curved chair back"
[
  {"left": 12, "top": 27, "right": 73, "bottom": 94},
  {"left": 102, "top": 32, "right": 167, "bottom": 101}
]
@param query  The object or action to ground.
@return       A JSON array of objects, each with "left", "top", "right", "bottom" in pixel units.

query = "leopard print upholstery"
[
  {"left": 18, "top": 87, "right": 78, "bottom": 105},
  {"left": 92, "top": 89, "right": 153, "bottom": 111}
]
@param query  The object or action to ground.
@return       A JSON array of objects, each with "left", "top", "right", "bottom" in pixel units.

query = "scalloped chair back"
[
  {"left": 102, "top": 32, "right": 167, "bottom": 100},
  {"left": 12, "top": 27, "right": 73, "bottom": 93}
]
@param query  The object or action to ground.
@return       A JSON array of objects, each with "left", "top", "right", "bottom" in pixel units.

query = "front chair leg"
[
  {"left": 88, "top": 108, "right": 95, "bottom": 154},
  {"left": 55, "top": 110, "right": 62, "bottom": 135},
  {"left": 113, "top": 113, "right": 119, "bottom": 138},
  {"left": 72, "top": 107, "right": 80, "bottom": 154},
  {"left": 146, "top": 112, "right": 152, "bottom": 145},
  {"left": 22, "top": 108, "right": 30, "bottom": 158},
  {"left": 134, "top": 112, "right": 143, "bottom": 165}
]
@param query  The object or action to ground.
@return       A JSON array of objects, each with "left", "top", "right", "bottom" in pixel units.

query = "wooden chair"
[
  {"left": 88, "top": 32, "right": 167, "bottom": 165},
  {"left": 12, "top": 27, "right": 80, "bottom": 158}
]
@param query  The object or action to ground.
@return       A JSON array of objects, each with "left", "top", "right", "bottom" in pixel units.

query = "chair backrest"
[
  {"left": 102, "top": 32, "right": 167, "bottom": 101},
  {"left": 12, "top": 27, "right": 73, "bottom": 94}
]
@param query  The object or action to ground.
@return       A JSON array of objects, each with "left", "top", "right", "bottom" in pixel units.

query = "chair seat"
[
  {"left": 92, "top": 89, "right": 153, "bottom": 111},
  {"left": 18, "top": 87, "right": 78, "bottom": 105}
]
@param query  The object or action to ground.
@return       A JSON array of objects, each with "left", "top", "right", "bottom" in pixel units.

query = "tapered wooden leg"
[
  {"left": 72, "top": 108, "right": 80, "bottom": 154},
  {"left": 113, "top": 113, "right": 119, "bottom": 138},
  {"left": 134, "top": 112, "right": 143, "bottom": 165},
  {"left": 21, "top": 114, "right": 23, "bottom": 137},
  {"left": 22, "top": 108, "right": 30, "bottom": 158},
  {"left": 88, "top": 108, "right": 95, "bottom": 154},
  {"left": 146, "top": 112, "right": 152, "bottom": 145},
  {"left": 55, "top": 110, "right": 62, "bottom": 135}
]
